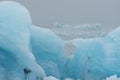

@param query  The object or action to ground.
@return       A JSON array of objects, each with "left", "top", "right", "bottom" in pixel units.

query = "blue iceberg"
[
  {"left": 0, "top": 1, "right": 45, "bottom": 80},
  {"left": 0, "top": 1, "right": 120, "bottom": 80}
]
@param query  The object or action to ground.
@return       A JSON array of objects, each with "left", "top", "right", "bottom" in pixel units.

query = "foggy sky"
[{"left": 1, "top": 0, "right": 120, "bottom": 29}]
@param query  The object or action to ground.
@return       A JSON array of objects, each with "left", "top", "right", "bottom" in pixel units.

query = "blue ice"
[{"left": 0, "top": 1, "right": 120, "bottom": 80}]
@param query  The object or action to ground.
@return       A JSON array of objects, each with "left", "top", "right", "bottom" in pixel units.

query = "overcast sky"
[{"left": 1, "top": 0, "right": 120, "bottom": 28}]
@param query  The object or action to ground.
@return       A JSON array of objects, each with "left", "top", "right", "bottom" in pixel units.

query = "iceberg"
[
  {"left": 0, "top": 1, "right": 120, "bottom": 80},
  {"left": 31, "top": 25, "right": 67, "bottom": 78},
  {"left": 50, "top": 23, "right": 105, "bottom": 40},
  {"left": 66, "top": 27, "right": 120, "bottom": 80},
  {"left": 0, "top": 1, "right": 45, "bottom": 80}
]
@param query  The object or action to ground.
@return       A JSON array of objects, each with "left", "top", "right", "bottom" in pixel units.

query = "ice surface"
[
  {"left": 106, "top": 75, "right": 120, "bottom": 80},
  {"left": 0, "top": 1, "right": 45, "bottom": 80},
  {"left": 66, "top": 27, "right": 120, "bottom": 80},
  {"left": 1, "top": 1, "right": 120, "bottom": 80},
  {"left": 30, "top": 24, "right": 120, "bottom": 80},
  {"left": 31, "top": 25, "right": 67, "bottom": 78},
  {"left": 64, "top": 78, "right": 74, "bottom": 80},
  {"left": 43, "top": 76, "right": 59, "bottom": 80}
]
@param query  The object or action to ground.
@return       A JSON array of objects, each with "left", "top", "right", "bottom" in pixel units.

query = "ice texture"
[
  {"left": 106, "top": 75, "right": 120, "bottom": 80},
  {"left": 43, "top": 76, "right": 59, "bottom": 80},
  {"left": 66, "top": 27, "right": 120, "bottom": 80},
  {"left": 0, "top": 1, "right": 45, "bottom": 80},
  {"left": 0, "top": 1, "right": 120, "bottom": 80},
  {"left": 31, "top": 25, "right": 67, "bottom": 78}
]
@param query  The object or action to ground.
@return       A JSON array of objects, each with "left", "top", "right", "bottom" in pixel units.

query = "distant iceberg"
[
  {"left": 0, "top": 1, "right": 120, "bottom": 80},
  {"left": 49, "top": 23, "right": 106, "bottom": 40}
]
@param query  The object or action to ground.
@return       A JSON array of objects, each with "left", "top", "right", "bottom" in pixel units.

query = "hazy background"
[{"left": 0, "top": 0, "right": 120, "bottom": 30}]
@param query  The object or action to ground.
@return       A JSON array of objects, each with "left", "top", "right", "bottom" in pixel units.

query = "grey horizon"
[{"left": 1, "top": 0, "right": 120, "bottom": 30}]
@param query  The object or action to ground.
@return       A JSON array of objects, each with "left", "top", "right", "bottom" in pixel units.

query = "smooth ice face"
[
  {"left": 106, "top": 27, "right": 120, "bottom": 45},
  {"left": 1, "top": 1, "right": 120, "bottom": 80},
  {"left": 31, "top": 25, "right": 65, "bottom": 60},
  {"left": 31, "top": 25, "right": 67, "bottom": 78},
  {"left": 0, "top": 1, "right": 45, "bottom": 80},
  {"left": 0, "top": 1, "right": 32, "bottom": 55}
]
